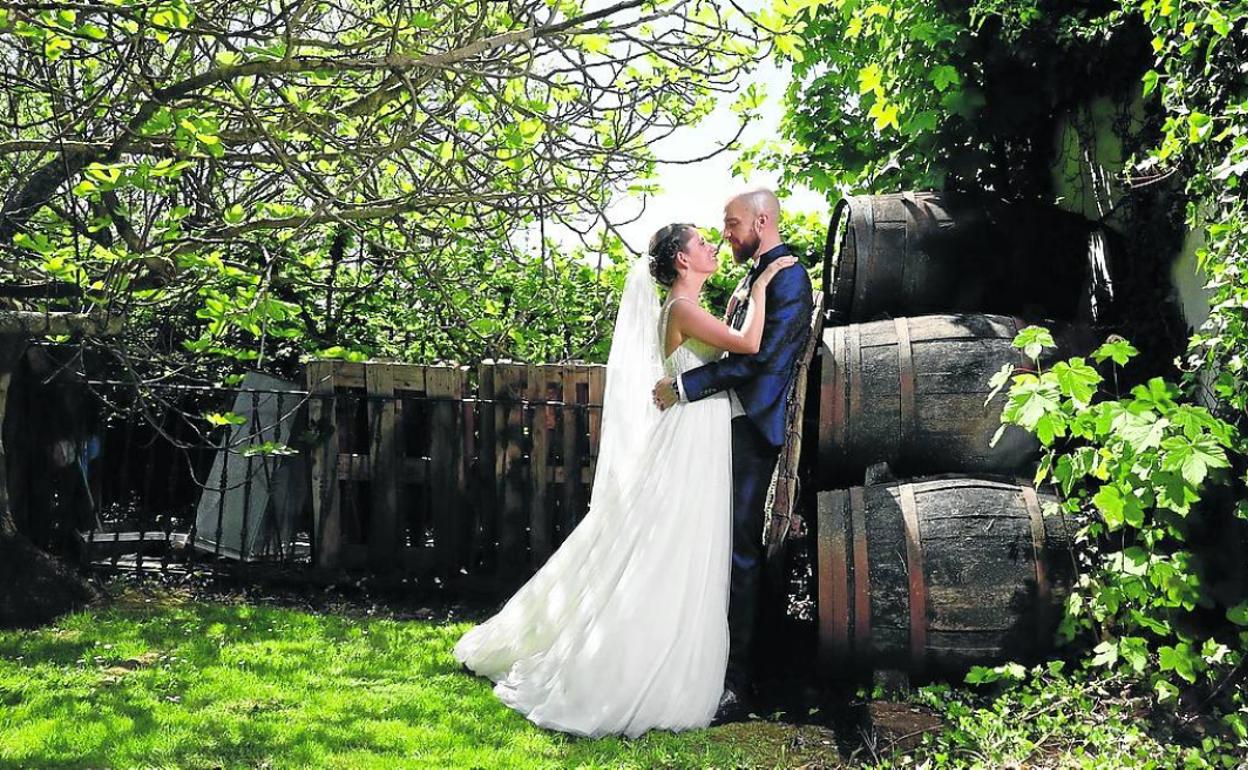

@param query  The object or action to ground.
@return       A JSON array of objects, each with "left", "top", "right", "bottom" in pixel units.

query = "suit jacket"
[{"left": 680, "top": 243, "right": 814, "bottom": 447}]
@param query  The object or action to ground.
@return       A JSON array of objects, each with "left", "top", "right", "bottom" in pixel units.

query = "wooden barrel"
[
  {"left": 817, "top": 313, "right": 1077, "bottom": 487},
  {"left": 815, "top": 476, "right": 1073, "bottom": 679},
  {"left": 823, "top": 192, "right": 1115, "bottom": 325}
]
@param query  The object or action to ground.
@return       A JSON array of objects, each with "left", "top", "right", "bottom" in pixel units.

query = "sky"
[
  {"left": 609, "top": 54, "right": 828, "bottom": 254},
  {"left": 545, "top": 0, "right": 830, "bottom": 256}
]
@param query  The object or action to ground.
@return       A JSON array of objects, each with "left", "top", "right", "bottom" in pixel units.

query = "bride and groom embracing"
[{"left": 454, "top": 188, "right": 815, "bottom": 738}]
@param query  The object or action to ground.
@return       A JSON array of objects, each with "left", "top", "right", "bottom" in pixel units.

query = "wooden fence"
[
  {"left": 305, "top": 360, "right": 605, "bottom": 588},
  {"left": 306, "top": 290, "right": 826, "bottom": 590}
]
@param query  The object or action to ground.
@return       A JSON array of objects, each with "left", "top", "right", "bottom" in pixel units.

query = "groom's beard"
[{"left": 732, "top": 232, "right": 761, "bottom": 264}]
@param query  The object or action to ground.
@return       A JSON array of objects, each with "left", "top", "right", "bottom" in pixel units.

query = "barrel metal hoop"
[
  {"left": 1022, "top": 485, "right": 1050, "bottom": 644},
  {"left": 852, "top": 197, "right": 875, "bottom": 314},
  {"left": 830, "top": 327, "right": 846, "bottom": 463},
  {"left": 849, "top": 485, "right": 871, "bottom": 657},
  {"left": 894, "top": 318, "right": 916, "bottom": 458},
  {"left": 849, "top": 323, "right": 862, "bottom": 461},
  {"left": 826, "top": 198, "right": 850, "bottom": 321},
  {"left": 899, "top": 483, "right": 927, "bottom": 674}
]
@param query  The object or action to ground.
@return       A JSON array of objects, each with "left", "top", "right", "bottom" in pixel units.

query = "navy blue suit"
[{"left": 679, "top": 243, "right": 814, "bottom": 692}]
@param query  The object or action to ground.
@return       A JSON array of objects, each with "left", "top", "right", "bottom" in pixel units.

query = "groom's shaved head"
[
  {"left": 733, "top": 188, "right": 781, "bottom": 222},
  {"left": 722, "top": 187, "right": 783, "bottom": 264}
]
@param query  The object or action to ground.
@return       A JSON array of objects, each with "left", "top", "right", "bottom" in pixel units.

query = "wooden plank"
[
  {"left": 427, "top": 365, "right": 463, "bottom": 573},
  {"left": 334, "top": 455, "right": 427, "bottom": 483},
  {"left": 474, "top": 362, "right": 498, "bottom": 575},
  {"left": 306, "top": 361, "right": 342, "bottom": 569},
  {"left": 330, "top": 360, "right": 368, "bottom": 388},
  {"left": 560, "top": 364, "right": 586, "bottom": 535},
  {"left": 527, "top": 364, "right": 554, "bottom": 566},
  {"left": 496, "top": 363, "right": 529, "bottom": 580},
  {"left": 392, "top": 364, "right": 427, "bottom": 392},
  {"left": 366, "top": 364, "right": 398, "bottom": 571},
  {"left": 586, "top": 365, "right": 606, "bottom": 480}
]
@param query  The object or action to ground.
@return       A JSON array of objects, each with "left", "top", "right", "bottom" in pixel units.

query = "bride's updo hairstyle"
[{"left": 648, "top": 223, "right": 694, "bottom": 288}]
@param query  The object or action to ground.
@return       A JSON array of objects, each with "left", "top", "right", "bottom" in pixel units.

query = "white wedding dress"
[{"left": 454, "top": 279, "right": 734, "bottom": 738}]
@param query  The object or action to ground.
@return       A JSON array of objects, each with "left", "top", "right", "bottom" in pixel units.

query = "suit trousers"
[{"left": 726, "top": 415, "right": 780, "bottom": 693}]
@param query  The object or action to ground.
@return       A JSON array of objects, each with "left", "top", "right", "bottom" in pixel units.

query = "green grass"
[{"left": 0, "top": 590, "right": 843, "bottom": 769}]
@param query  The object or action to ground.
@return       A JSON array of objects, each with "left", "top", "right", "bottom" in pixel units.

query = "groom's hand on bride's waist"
[{"left": 652, "top": 377, "right": 679, "bottom": 411}]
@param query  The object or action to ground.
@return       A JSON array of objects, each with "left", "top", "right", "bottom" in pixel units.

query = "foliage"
[
  {"left": 1137, "top": 0, "right": 1248, "bottom": 420},
  {"left": 987, "top": 328, "right": 1248, "bottom": 752},
  {"left": 0, "top": 0, "right": 767, "bottom": 379},
  {"left": 757, "top": 0, "right": 1149, "bottom": 197},
  {"left": 890, "top": 662, "right": 1244, "bottom": 768}
]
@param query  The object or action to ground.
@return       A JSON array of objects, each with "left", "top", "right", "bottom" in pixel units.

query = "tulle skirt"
[{"left": 453, "top": 393, "right": 733, "bottom": 738}]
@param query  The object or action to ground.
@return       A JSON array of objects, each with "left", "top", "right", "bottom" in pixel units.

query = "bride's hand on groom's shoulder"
[{"left": 758, "top": 256, "right": 800, "bottom": 286}]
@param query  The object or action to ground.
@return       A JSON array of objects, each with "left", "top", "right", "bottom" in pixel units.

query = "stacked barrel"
[{"left": 812, "top": 191, "right": 1112, "bottom": 681}]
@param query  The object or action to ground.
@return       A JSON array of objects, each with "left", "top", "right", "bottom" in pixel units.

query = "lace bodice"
[{"left": 660, "top": 298, "right": 725, "bottom": 377}]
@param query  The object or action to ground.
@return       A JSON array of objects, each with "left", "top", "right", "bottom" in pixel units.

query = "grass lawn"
[{"left": 0, "top": 587, "right": 845, "bottom": 769}]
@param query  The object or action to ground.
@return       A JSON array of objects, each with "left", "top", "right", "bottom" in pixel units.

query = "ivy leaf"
[
  {"left": 1188, "top": 111, "right": 1213, "bottom": 143},
  {"left": 1204, "top": 8, "right": 1231, "bottom": 37},
  {"left": 1141, "top": 69, "right": 1160, "bottom": 98},
  {"left": 1228, "top": 603, "right": 1248, "bottom": 627}
]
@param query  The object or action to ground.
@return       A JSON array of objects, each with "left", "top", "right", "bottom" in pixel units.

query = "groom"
[{"left": 652, "top": 188, "right": 813, "bottom": 720}]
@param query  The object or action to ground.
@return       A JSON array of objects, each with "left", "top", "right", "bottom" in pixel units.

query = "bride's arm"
[{"left": 670, "top": 257, "right": 798, "bottom": 355}]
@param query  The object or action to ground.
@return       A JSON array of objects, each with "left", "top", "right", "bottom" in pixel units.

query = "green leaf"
[
  {"left": 1012, "top": 326, "right": 1055, "bottom": 360},
  {"left": 984, "top": 362, "right": 1015, "bottom": 405},
  {"left": 1188, "top": 111, "right": 1213, "bottom": 143},
  {"left": 1158, "top": 643, "right": 1199, "bottom": 683},
  {"left": 867, "top": 99, "right": 900, "bottom": 132},
  {"left": 1052, "top": 358, "right": 1101, "bottom": 406},
  {"left": 1114, "top": 410, "right": 1167, "bottom": 453},
  {"left": 1142, "top": 69, "right": 1160, "bottom": 98},
  {"left": 1002, "top": 376, "right": 1061, "bottom": 430},
  {"left": 1093, "top": 485, "right": 1125, "bottom": 529},
  {"left": 1091, "top": 640, "right": 1118, "bottom": 668},
  {"left": 1161, "top": 433, "right": 1229, "bottom": 486},
  {"left": 224, "top": 204, "right": 245, "bottom": 225},
  {"left": 1228, "top": 603, "right": 1248, "bottom": 627},
  {"left": 575, "top": 33, "right": 610, "bottom": 55},
  {"left": 205, "top": 411, "right": 247, "bottom": 427},
  {"left": 929, "top": 65, "right": 960, "bottom": 92},
  {"left": 1092, "top": 338, "right": 1139, "bottom": 366},
  {"left": 1205, "top": 8, "right": 1231, "bottom": 37},
  {"left": 857, "top": 64, "right": 883, "bottom": 95}
]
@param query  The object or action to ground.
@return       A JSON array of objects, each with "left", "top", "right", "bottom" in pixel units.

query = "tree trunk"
[{"left": 0, "top": 338, "right": 101, "bottom": 628}]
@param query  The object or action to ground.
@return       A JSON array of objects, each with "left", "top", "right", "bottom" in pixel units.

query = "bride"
[{"left": 454, "top": 223, "right": 797, "bottom": 738}]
